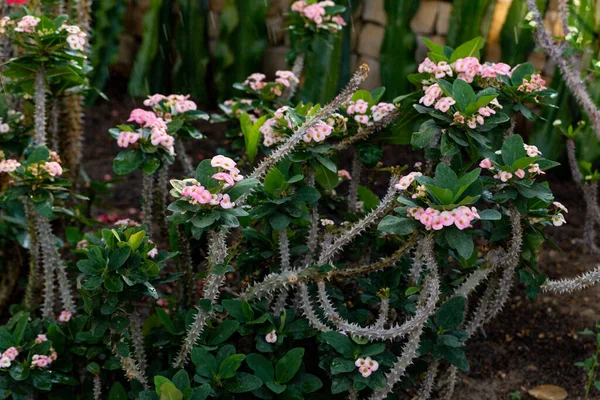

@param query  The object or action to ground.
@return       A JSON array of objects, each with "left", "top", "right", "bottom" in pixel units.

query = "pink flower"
[
  {"left": 117, "top": 132, "right": 130, "bottom": 148},
  {"left": 514, "top": 169, "right": 525, "bottom": 179},
  {"left": 354, "top": 115, "right": 370, "bottom": 125},
  {"left": 220, "top": 194, "right": 235, "bottom": 209},
  {"left": 354, "top": 100, "right": 369, "bottom": 114},
  {"left": 359, "top": 366, "right": 372, "bottom": 377},
  {"left": 479, "top": 158, "right": 493, "bottom": 169},
  {"left": 2, "top": 347, "right": 18, "bottom": 361},
  {"left": 0, "top": 159, "right": 20, "bottom": 173},
  {"left": 58, "top": 311, "right": 72, "bottom": 323},
  {"left": 478, "top": 106, "right": 495, "bottom": 117},
  {"left": 553, "top": 201, "right": 568, "bottom": 213},
  {"left": 338, "top": 169, "right": 351, "bottom": 180},
  {"left": 302, "top": 4, "right": 326, "bottom": 22},
  {"left": 291, "top": 1, "right": 306, "bottom": 12},
  {"left": 332, "top": 15, "right": 346, "bottom": 26},
  {"left": 15, "top": 15, "right": 39, "bottom": 33},
  {"left": 211, "top": 155, "right": 237, "bottom": 171},
  {"left": 434, "top": 61, "right": 453, "bottom": 79},
  {"left": 528, "top": 163, "right": 545, "bottom": 175},
  {"left": 143, "top": 94, "right": 166, "bottom": 107},
  {"left": 498, "top": 171, "right": 512, "bottom": 182},
  {"left": 213, "top": 172, "right": 235, "bottom": 187},
  {"left": 34, "top": 334, "right": 47, "bottom": 344},
  {"left": 366, "top": 357, "right": 379, "bottom": 371},
  {"left": 432, "top": 217, "right": 444, "bottom": 231},
  {"left": 454, "top": 215, "right": 471, "bottom": 230},
  {"left": 147, "top": 247, "right": 158, "bottom": 258},
  {"left": 434, "top": 97, "right": 456, "bottom": 113},
  {"left": 418, "top": 57, "right": 437, "bottom": 74},
  {"left": 265, "top": 330, "right": 277, "bottom": 343},
  {"left": 439, "top": 211, "right": 454, "bottom": 226},
  {"left": 43, "top": 161, "right": 63, "bottom": 177},
  {"left": 524, "top": 144, "right": 542, "bottom": 157},
  {"left": 0, "top": 357, "right": 10, "bottom": 369}
]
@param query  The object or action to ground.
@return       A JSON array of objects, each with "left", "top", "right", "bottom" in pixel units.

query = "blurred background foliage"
[{"left": 87, "top": 0, "right": 600, "bottom": 165}]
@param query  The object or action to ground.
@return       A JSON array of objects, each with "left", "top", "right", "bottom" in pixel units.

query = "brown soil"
[{"left": 83, "top": 84, "right": 600, "bottom": 400}]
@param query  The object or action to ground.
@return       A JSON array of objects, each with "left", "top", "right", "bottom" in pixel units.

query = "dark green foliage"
[
  {"left": 446, "top": 0, "right": 495, "bottom": 48},
  {"left": 214, "top": 0, "right": 270, "bottom": 102},
  {"left": 380, "top": 0, "right": 419, "bottom": 99},
  {"left": 86, "top": 0, "right": 126, "bottom": 106},
  {"left": 172, "top": 0, "right": 210, "bottom": 103}
]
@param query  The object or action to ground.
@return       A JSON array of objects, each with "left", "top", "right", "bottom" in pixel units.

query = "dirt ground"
[{"left": 82, "top": 84, "right": 600, "bottom": 400}]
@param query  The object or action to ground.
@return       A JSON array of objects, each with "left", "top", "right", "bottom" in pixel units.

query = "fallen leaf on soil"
[{"left": 527, "top": 385, "right": 568, "bottom": 400}]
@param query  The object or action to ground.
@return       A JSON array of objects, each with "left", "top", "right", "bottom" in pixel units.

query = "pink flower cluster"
[
  {"left": 0, "top": 347, "right": 19, "bottom": 369},
  {"left": 42, "top": 161, "right": 63, "bottom": 177},
  {"left": 347, "top": 100, "right": 395, "bottom": 125},
  {"left": 31, "top": 350, "right": 57, "bottom": 369},
  {"left": 291, "top": 1, "right": 346, "bottom": 31},
  {"left": 14, "top": 15, "right": 40, "bottom": 33},
  {"left": 407, "top": 206, "right": 481, "bottom": 231},
  {"left": 418, "top": 57, "right": 512, "bottom": 84},
  {"left": 176, "top": 156, "right": 243, "bottom": 209},
  {"left": 370, "top": 102, "right": 396, "bottom": 122},
  {"left": 275, "top": 70, "right": 299, "bottom": 89},
  {"left": 518, "top": 74, "right": 547, "bottom": 93},
  {"left": 260, "top": 118, "right": 286, "bottom": 147},
  {"left": 117, "top": 131, "right": 140, "bottom": 148},
  {"left": 355, "top": 357, "right": 379, "bottom": 378},
  {"left": 126, "top": 109, "right": 174, "bottom": 154},
  {"left": 244, "top": 73, "right": 267, "bottom": 91},
  {"left": 60, "top": 24, "right": 87, "bottom": 51},
  {"left": 303, "top": 121, "right": 333, "bottom": 143},
  {"left": 480, "top": 144, "right": 545, "bottom": 182},
  {"left": 147, "top": 240, "right": 158, "bottom": 258},
  {"left": 143, "top": 94, "right": 197, "bottom": 115},
  {"left": 452, "top": 99, "right": 503, "bottom": 129},
  {"left": 394, "top": 171, "right": 423, "bottom": 190},
  {"left": 0, "top": 159, "right": 20, "bottom": 172}
]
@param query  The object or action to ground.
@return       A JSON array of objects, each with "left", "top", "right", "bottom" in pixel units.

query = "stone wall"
[{"left": 116, "top": 0, "right": 565, "bottom": 90}]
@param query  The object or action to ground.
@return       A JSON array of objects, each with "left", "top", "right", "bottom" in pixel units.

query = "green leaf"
[
  {"left": 435, "top": 296, "right": 466, "bottom": 331},
  {"left": 411, "top": 120, "right": 440, "bottom": 148},
  {"left": 113, "top": 150, "right": 144, "bottom": 175},
  {"left": 315, "top": 154, "right": 337, "bottom": 173},
  {"left": 224, "top": 372, "right": 263, "bottom": 393},
  {"left": 264, "top": 167, "right": 287, "bottom": 196},
  {"left": 422, "top": 37, "right": 444, "bottom": 55},
  {"left": 295, "top": 373, "right": 322, "bottom": 394},
  {"left": 104, "top": 274, "right": 124, "bottom": 292},
  {"left": 128, "top": 230, "right": 146, "bottom": 251},
  {"left": 227, "top": 178, "right": 259, "bottom": 201},
  {"left": 269, "top": 213, "right": 291, "bottom": 231},
  {"left": 441, "top": 346, "right": 470, "bottom": 371},
  {"left": 159, "top": 382, "right": 183, "bottom": 400},
  {"left": 433, "top": 163, "right": 458, "bottom": 190},
  {"left": 275, "top": 348, "right": 304, "bottom": 384},
  {"left": 194, "top": 160, "right": 219, "bottom": 189},
  {"left": 478, "top": 209, "right": 501, "bottom": 220},
  {"left": 445, "top": 228, "right": 474, "bottom": 259},
  {"left": 501, "top": 134, "right": 526, "bottom": 166},
  {"left": 108, "top": 382, "right": 128, "bottom": 400},
  {"left": 377, "top": 215, "right": 417, "bottom": 236},
  {"left": 27, "top": 146, "right": 50, "bottom": 163},
  {"left": 322, "top": 331, "right": 355, "bottom": 358},
  {"left": 330, "top": 357, "right": 356, "bottom": 374},
  {"left": 510, "top": 62, "right": 535, "bottom": 86},
  {"left": 452, "top": 78, "right": 476, "bottom": 112},
  {"left": 246, "top": 353, "right": 274, "bottom": 383},
  {"left": 426, "top": 184, "right": 454, "bottom": 204},
  {"left": 314, "top": 163, "right": 339, "bottom": 190},
  {"left": 108, "top": 247, "right": 131, "bottom": 270},
  {"left": 357, "top": 186, "right": 380, "bottom": 211},
  {"left": 449, "top": 36, "right": 484, "bottom": 62},
  {"left": 218, "top": 354, "right": 245, "bottom": 379},
  {"left": 265, "top": 381, "right": 287, "bottom": 394},
  {"left": 206, "top": 320, "right": 240, "bottom": 345},
  {"left": 191, "top": 348, "right": 217, "bottom": 377}
]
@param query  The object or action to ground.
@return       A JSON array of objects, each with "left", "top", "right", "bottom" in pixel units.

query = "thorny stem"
[
  {"left": 48, "top": 99, "right": 59, "bottom": 151},
  {"left": 287, "top": 53, "right": 305, "bottom": 100},
  {"left": 173, "top": 230, "right": 228, "bottom": 368},
  {"left": 24, "top": 201, "right": 40, "bottom": 311},
  {"left": 417, "top": 358, "right": 439, "bottom": 400},
  {"left": 141, "top": 173, "right": 154, "bottom": 236},
  {"left": 347, "top": 149, "right": 362, "bottom": 213},
  {"left": 178, "top": 226, "right": 194, "bottom": 308},
  {"left": 278, "top": 229, "right": 291, "bottom": 271},
  {"left": 332, "top": 108, "right": 400, "bottom": 152},
  {"left": 541, "top": 266, "right": 600, "bottom": 294},
  {"left": 34, "top": 69, "right": 47, "bottom": 147},
  {"left": 317, "top": 177, "right": 398, "bottom": 265},
  {"left": 370, "top": 269, "right": 439, "bottom": 400},
  {"left": 331, "top": 234, "right": 417, "bottom": 278},
  {"left": 129, "top": 312, "right": 148, "bottom": 377},
  {"left": 176, "top": 138, "right": 195, "bottom": 177},
  {"left": 240, "top": 65, "right": 370, "bottom": 205},
  {"left": 527, "top": 0, "right": 600, "bottom": 140},
  {"left": 93, "top": 375, "right": 101, "bottom": 400},
  {"left": 156, "top": 165, "right": 170, "bottom": 241},
  {"left": 112, "top": 333, "right": 148, "bottom": 389},
  {"left": 63, "top": 95, "right": 85, "bottom": 183}
]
